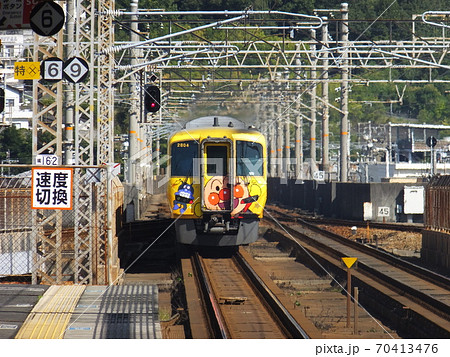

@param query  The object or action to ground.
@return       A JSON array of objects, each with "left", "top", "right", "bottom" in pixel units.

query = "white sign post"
[{"left": 363, "top": 202, "right": 373, "bottom": 243}]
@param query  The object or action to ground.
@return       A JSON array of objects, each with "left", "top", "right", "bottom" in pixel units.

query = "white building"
[
  {"left": 1, "top": 84, "right": 32, "bottom": 129},
  {"left": 0, "top": 30, "right": 33, "bottom": 129}
]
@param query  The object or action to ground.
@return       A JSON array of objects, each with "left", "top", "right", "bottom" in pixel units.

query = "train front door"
[{"left": 201, "top": 140, "right": 233, "bottom": 213}]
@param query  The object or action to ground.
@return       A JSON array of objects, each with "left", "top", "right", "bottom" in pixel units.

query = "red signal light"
[{"left": 144, "top": 85, "right": 161, "bottom": 113}]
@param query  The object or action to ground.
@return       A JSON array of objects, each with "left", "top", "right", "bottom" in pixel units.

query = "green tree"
[{"left": 0, "top": 127, "right": 32, "bottom": 164}]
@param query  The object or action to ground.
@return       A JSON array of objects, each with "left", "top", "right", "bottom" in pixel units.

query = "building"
[
  {"left": 1, "top": 84, "right": 31, "bottom": 129},
  {"left": 1, "top": 30, "right": 33, "bottom": 129},
  {"left": 357, "top": 122, "right": 450, "bottom": 182}
]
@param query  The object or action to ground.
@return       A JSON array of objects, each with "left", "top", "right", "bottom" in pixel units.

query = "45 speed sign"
[{"left": 41, "top": 57, "right": 64, "bottom": 82}]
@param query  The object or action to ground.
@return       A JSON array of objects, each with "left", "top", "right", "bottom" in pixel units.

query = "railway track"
[
  {"left": 263, "top": 208, "right": 450, "bottom": 338},
  {"left": 276, "top": 208, "right": 424, "bottom": 233},
  {"left": 181, "top": 247, "right": 320, "bottom": 339}
]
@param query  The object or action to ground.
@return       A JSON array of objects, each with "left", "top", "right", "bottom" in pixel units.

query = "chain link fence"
[{"left": 0, "top": 165, "right": 123, "bottom": 285}]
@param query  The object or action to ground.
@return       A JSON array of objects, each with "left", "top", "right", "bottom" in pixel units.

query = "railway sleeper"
[
  {"left": 265, "top": 227, "right": 450, "bottom": 338},
  {"left": 218, "top": 296, "right": 248, "bottom": 305}
]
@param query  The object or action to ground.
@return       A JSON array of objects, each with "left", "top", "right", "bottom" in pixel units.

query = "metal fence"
[
  {"left": 423, "top": 175, "right": 450, "bottom": 270},
  {"left": 425, "top": 175, "right": 450, "bottom": 231},
  {"left": 0, "top": 165, "right": 123, "bottom": 285}
]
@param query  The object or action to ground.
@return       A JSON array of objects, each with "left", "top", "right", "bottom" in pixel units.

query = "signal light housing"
[{"left": 144, "top": 85, "right": 160, "bottom": 113}]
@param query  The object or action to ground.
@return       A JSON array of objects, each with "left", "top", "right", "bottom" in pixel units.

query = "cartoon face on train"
[
  {"left": 232, "top": 179, "right": 260, "bottom": 216},
  {"left": 203, "top": 176, "right": 261, "bottom": 216},
  {"left": 204, "top": 176, "right": 231, "bottom": 211},
  {"left": 172, "top": 182, "right": 195, "bottom": 214}
]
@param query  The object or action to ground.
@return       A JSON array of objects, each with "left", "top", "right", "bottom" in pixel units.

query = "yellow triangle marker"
[{"left": 342, "top": 257, "right": 357, "bottom": 269}]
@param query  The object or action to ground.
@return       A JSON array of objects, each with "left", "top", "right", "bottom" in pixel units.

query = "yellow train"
[{"left": 167, "top": 116, "right": 267, "bottom": 246}]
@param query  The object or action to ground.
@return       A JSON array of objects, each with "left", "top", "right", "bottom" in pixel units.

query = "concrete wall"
[{"left": 267, "top": 178, "right": 426, "bottom": 223}]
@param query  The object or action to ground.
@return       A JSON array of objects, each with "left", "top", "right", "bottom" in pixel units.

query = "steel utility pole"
[
  {"left": 269, "top": 88, "right": 276, "bottom": 177},
  {"left": 64, "top": 0, "right": 75, "bottom": 165},
  {"left": 128, "top": 0, "right": 140, "bottom": 184},
  {"left": 310, "top": 29, "right": 317, "bottom": 165},
  {"left": 340, "top": 3, "right": 350, "bottom": 182},
  {"left": 295, "top": 49, "right": 303, "bottom": 180},
  {"left": 321, "top": 17, "right": 330, "bottom": 178},
  {"left": 277, "top": 96, "right": 283, "bottom": 178}
]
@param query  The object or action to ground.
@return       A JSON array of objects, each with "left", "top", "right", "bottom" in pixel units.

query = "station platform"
[{"left": 0, "top": 284, "right": 162, "bottom": 339}]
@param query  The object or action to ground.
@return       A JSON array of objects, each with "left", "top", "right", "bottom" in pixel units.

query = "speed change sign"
[
  {"left": 41, "top": 57, "right": 64, "bottom": 82},
  {"left": 63, "top": 57, "right": 89, "bottom": 83}
]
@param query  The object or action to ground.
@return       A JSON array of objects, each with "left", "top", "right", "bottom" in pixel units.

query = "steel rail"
[
  {"left": 234, "top": 251, "right": 311, "bottom": 339},
  {"left": 191, "top": 250, "right": 313, "bottom": 338},
  {"left": 191, "top": 252, "right": 230, "bottom": 339},
  {"left": 294, "top": 217, "right": 450, "bottom": 290},
  {"left": 266, "top": 215, "right": 450, "bottom": 324},
  {"left": 267, "top": 208, "right": 449, "bottom": 290}
]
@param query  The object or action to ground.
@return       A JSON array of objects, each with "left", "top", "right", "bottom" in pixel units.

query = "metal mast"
[
  {"left": 31, "top": 26, "right": 64, "bottom": 285},
  {"left": 339, "top": 3, "right": 350, "bottom": 182},
  {"left": 321, "top": 17, "right": 330, "bottom": 178},
  {"left": 97, "top": 0, "right": 115, "bottom": 165}
]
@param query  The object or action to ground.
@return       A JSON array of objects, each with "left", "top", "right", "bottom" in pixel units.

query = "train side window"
[
  {"left": 206, "top": 146, "right": 228, "bottom": 176},
  {"left": 236, "top": 141, "right": 263, "bottom": 176},
  {"left": 171, "top": 141, "right": 198, "bottom": 176}
]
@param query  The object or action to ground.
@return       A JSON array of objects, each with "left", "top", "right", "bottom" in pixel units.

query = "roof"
[
  {"left": 389, "top": 123, "right": 450, "bottom": 130},
  {"left": 185, "top": 116, "right": 246, "bottom": 129}
]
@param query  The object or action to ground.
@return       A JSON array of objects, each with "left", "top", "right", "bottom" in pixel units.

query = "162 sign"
[{"left": 35, "top": 154, "right": 59, "bottom": 166}]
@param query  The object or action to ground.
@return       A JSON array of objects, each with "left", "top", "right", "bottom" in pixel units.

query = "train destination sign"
[{"left": 32, "top": 168, "right": 73, "bottom": 210}]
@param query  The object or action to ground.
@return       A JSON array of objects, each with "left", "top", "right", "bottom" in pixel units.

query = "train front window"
[
  {"left": 206, "top": 145, "right": 228, "bottom": 176},
  {"left": 171, "top": 141, "right": 198, "bottom": 176},
  {"left": 236, "top": 141, "right": 263, "bottom": 176}
]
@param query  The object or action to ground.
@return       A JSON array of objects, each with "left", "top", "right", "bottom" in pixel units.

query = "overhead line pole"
[
  {"left": 128, "top": 0, "right": 140, "bottom": 185},
  {"left": 310, "top": 29, "right": 317, "bottom": 165},
  {"left": 321, "top": 17, "right": 330, "bottom": 179},
  {"left": 340, "top": 3, "right": 350, "bottom": 182}
]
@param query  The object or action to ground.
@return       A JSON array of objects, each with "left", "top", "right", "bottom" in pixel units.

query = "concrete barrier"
[{"left": 267, "top": 178, "right": 425, "bottom": 223}]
